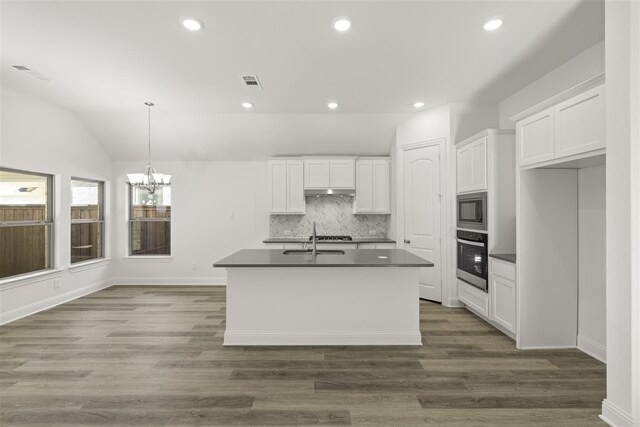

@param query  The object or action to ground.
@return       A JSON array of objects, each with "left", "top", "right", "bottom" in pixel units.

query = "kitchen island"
[{"left": 214, "top": 249, "right": 433, "bottom": 346}]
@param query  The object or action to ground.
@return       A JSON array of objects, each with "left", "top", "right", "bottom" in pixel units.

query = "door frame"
[{"left": 396, "top": 138, "right": 448, "bottom": 304}]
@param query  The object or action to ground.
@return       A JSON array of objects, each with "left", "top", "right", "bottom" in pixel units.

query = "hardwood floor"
[{"left": 0, "top": 286, "right": 606, "bottom": 426}]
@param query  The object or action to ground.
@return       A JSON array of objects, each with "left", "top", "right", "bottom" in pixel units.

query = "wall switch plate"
[
  {"left": 192, "top": 262, "right": 197, "bottom": 270},
  {"left": 227, "top": 211, "right": 234, "bottom": 220},
  {"left": 53, "top": 279, "right": 60, "bottom": 289}
]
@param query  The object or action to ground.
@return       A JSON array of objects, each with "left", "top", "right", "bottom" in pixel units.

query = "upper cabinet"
[
  {"left": 354, "top": 158, "right": 390, "bottom": 214},
  {"left": 513, "top": 77, "right": 605, "bottom": 169},
  {"left": 457, "top": 137, "right": 487, "bottom": 194},
  {"left": 268, "top": 159, "right": 305, "bottom": 214},
  {"left": 553, "top": 85, "right": 605, "bottom": 158},
  {"left": 303, "top": 158, "right": 355, "bottom": 189}
]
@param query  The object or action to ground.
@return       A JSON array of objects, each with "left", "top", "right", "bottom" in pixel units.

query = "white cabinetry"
[
  {"left": 458, "top": 280, "right": 489, "bottom": 318},
  {"left": 513, "top": 78, "right": 605, "bottom": 169},
  {"left": 456, "top": 137, "right": 487, "bottom": 193},
  {"left": 357, "top": 242, "right": 396, "bottom": 249},
  {"left": 354, "top": 158, "right": 390, "bottom": 214},
  {"left": 304, "top": 158, "right": 355, "bottom": 190},
  {"left": 517, "top": 108, "right": 555, "bottom": 167},
  {"left": 490, "top": 258, "right": 516, "bottom": 335},
  {"left": 553, "top": 85, "right": 605, "bottom": 158},
  {"left": 268, "top": 159, "right": 305, "bottom": 214}
]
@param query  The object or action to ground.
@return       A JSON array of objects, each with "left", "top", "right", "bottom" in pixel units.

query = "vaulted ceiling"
[{"left": 1, "top": 1, "right": 604, "bottom": 160}]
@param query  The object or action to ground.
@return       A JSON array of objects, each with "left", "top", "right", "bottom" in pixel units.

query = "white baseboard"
[
  {"left": 113, "top": 277, "right": 226, "bottom": 286},
  {"left": 517, "top": 345, "right": 578, "bottom": 350},
  {"left": 577, "top": 335, "right": 607, "bottom": 363},
  {"left": 0, "top": 278, "right": 113, "bottom": 325},
  {"left": 224, "top": 331, "right": 423, "bottom": 346},
  {"left": 443, "top": 297, "right": 464, "bottom": 308},
  {"left": 601, "top": 399, "right": 639, "bottom": 426}
]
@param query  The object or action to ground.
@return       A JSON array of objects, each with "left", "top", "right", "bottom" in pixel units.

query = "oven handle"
[{"left": 457, "top": 238, "right": 486, "bottom": 248}]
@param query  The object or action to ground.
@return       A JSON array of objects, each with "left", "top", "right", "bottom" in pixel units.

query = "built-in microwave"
[{"left": 457, "top": 192, "right": 487, "bottom": 231}]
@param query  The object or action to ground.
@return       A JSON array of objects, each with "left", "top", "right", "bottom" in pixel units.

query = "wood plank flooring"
[{"left": 0, "top": 286, "right": 606, "bottom": 426}]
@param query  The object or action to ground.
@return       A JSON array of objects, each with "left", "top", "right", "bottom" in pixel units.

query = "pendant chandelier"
[{"left": 127, "top": 102, "right": 171, "bottom": 195}]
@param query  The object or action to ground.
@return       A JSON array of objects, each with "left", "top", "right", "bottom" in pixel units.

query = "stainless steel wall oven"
[{"left": 456, "top": 230, "right": 488, "bottom": 292}]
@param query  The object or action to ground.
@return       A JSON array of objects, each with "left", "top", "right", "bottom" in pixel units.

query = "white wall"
[
  {"left": 449, "top": 103, "right": 499, "bottom": 144},
  {"left": 499, "top": 40, "right": 604, "bottom": 128},
  {"left": 113, "top": 161, "right": 269, "bottom": 285},
  {"left": 601, "top": 1, "right": 640, "bottom": 425},
  {"left": 578, "top": 165, "right": 606, "bottom": 362},
  {"left": 0, "top": 86, "right": 115, "bottom": 324}
]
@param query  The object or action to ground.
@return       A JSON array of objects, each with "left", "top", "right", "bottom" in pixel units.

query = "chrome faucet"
[{"left": 311, "top": 221, "right": 318, "bottom": 256}]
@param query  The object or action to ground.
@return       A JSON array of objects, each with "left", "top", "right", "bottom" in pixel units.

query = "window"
[
  {"left": 129, "top": 186, "right": 171, "bottom": 255},
  {"left": 71, "top": 179, "right": 104, "bottom": 264},
  {"left": 0, "top": 168, "right": 53, "bottom": 279}
]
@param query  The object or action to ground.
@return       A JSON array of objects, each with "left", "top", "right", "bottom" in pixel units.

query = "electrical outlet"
[
  {"left": 227, "top": 211, "right": 234, "bottom": 220},
  {"left": 53, "top": 279, "right": 60, "bottom": 289},
  {"left": 369, "top": 230, "right": 377, "bottom": 235},
  {"left": 284, "top": 230, "right": 292, "bottom": 236},
  {"left": 192, "top": 262, "right": 197, "bottom": 270}
]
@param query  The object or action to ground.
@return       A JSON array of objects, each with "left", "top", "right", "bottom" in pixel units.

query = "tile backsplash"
[{"left": 269, "top": 195, "right": 389, "bottom": 237}]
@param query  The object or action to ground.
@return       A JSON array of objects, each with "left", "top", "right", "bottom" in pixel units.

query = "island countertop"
[{"left": 214, "top": 249, "right": 433, "bottom": 268}]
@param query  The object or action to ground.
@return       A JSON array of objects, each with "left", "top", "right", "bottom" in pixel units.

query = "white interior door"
[{"left": 404, "top": 145, "right": 442, "bottom": 302}]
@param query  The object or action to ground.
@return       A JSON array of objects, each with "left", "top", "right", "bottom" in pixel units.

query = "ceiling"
[{"left": 1, "top": 1, "right": 604, "bottom": 160}]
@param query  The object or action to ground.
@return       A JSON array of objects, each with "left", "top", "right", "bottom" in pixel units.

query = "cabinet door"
[
  {"left": 268, "top": 160, "right": 287, "bottom": 213},
  {"left": 491, "top": 274, "right": 516, "bottom": 333},
  {"left": 554, "top": 85, "right": 605, "bottom": 158},
  {"left": 517, "top": 107, "right": 555, "bottom": 167},
  {"left": 304, "top": 160, "right": 330, "bottom": 189},
  {"left": 372, "top": 159, "right": 390, "bottom": 213},
  {"left": 286, "top": 160, "right": 305, "bottom": 213},
  {"left": 456, "top": 147, "right": 471, "bottom": 193},
  {"left": 470, "top": 138, "right": 487, "bottom": 191},
  {"left": 354, "top": 160, "right": 373, "bottom": 213},
  {"left": 330, "top": 159, "right": 355, "bottom": 188}
]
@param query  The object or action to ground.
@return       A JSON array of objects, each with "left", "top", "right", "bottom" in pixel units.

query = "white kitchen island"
[{"left": 213, "top": 249, "right": 433, "bottom": 346}]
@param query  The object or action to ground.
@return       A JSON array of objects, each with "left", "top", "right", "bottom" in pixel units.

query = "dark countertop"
[
  {"left": 214, "top": 249, "right": 433, "bottom": 268},
  {"left": 489, "top": 253, "right": 517, "bottom": 264},
  {"left": 263, "top": 237, "right": 396, "bottom": 244}
]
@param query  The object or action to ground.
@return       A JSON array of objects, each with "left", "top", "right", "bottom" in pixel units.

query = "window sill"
[
  {"left": 0, "top": 268, "right": 64, "bottom": 290},
  {"left": 68, "top": 258, "right": 112, "bottom": 274},
  {"left": 123, "top": 256, "right": 173, "bottom": 263}
]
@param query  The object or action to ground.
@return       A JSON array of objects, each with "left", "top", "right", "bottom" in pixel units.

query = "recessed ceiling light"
[
  {"left": 242, "top": 102, "right": 253, "bottom": 109},
  {"left": 333, "top": 17, "right": 351, "bottom": 32},
  {"left": 414, "top": 101, "right": 425, "bottom": 108},
  {"left": 182, "top": 17, "right": 204, "bottom": 31},
  {"left": 483, "top": 18, "right": 503, "bottom": 31},
  {"left": 328, "top": 102, "right": 339, "bottom": 109}
]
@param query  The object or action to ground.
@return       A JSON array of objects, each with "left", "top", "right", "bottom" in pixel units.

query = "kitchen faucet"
[{"left": 311, "top": 221, "right": 317, "bottom": 256}]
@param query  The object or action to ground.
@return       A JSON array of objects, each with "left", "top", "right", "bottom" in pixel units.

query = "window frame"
[
  {"left": 128, "top": 184, "right": 171, "bottom": 256},
  {"left": 70, "top": 177, "right": 105, "bottom": 265},
  {"left": 0, "top": 167, "right": 54, "bottom": 279}
]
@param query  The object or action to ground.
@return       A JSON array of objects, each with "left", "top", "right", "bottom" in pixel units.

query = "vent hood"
[{"left": 304, "top": 188, "right": 355, "bottom": 196}]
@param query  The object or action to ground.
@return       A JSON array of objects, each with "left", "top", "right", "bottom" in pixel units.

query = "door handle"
[{"left": 404, "top": 239, "right": 411, "bottom": 244}]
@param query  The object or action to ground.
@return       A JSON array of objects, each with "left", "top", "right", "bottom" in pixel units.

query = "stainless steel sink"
[{"left": 282, "top": 249, "right": 345, "bottom": 255}]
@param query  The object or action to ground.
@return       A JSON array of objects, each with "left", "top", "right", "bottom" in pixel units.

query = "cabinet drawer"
[
  {"left": 490, "top": 259, "right": 516, "bottom": 281},
  {"left": 458, "top": 280, "right": 489, "bottom": 318}
]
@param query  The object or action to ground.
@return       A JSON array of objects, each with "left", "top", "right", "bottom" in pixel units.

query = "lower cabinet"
[
  {"left": 489, "top": 259, "right": 516, "bottom": 334},
  {"left": 357, "top": 243, "right": 396, "bottom": 249},
  {"left": 458, "top": 280, "right": 490, "bottom": 318},
  {"left": 459, "top": 258, "right": 517, "bottom": 338},
  {"left": 264, "top": 243, "right": 304, "bottom": 249}
]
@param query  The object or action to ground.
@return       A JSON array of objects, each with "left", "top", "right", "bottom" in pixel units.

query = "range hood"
[{"left": 304, "top": 188, "right": 355, "bottom": 196}]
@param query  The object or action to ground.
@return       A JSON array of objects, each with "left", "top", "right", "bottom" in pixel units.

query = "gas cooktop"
[{"left": 308, "top": 235, "right": 353, "bottom": 242}]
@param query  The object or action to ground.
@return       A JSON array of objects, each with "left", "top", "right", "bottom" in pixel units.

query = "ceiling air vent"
[
  {"left": 11, "top": 65, "right": 50, "bottom": 81},
  {"left": 242, "top": 75, "right": 263, "bottom": 90}
]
